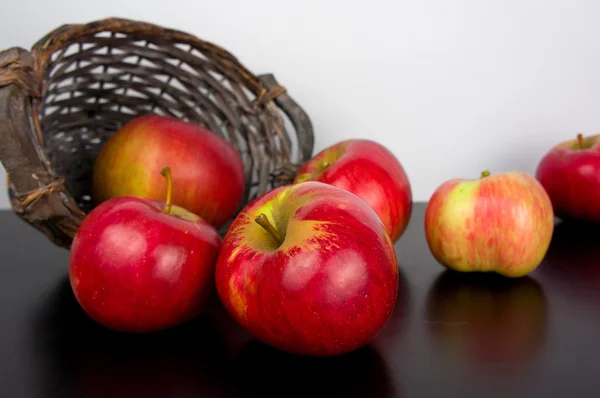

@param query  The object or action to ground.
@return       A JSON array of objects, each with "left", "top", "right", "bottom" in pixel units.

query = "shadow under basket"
[{"left": 0, "top": 17, "right": 314, "bottom": 249}]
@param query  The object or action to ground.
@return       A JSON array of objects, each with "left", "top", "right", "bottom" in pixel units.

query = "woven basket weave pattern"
[{"left": 0, "top": 18, "right": 314, "bottom": 248}]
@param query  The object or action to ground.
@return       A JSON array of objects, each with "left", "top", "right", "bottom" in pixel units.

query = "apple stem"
[
  {"left": 578, "top": 133, "right": 584, "bottom": 149},
  {"left": 255, "top": 213, "right": 284, "bottom": 246},
  {"left": 160, "top": 166, "right": 173, "bottom": 215},
  {"left": 480, "top": 170, "right": 491, "bottom": 179}
]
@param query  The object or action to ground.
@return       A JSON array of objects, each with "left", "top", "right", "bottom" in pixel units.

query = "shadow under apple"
[
  {"left": 31, "top": 276, "right": 231, "bottom": 398},
  {"left": 225, "top": 340, "right": 396, "bottom": 398},
  {"left": 538, "top": 220, "right": 600, "bottom": 308},
  {"left": 425, "top": 271, "right": 548, "bottom": 367},
  {"left": 372, "top": 262, "right": 411, "bottom": 345}
]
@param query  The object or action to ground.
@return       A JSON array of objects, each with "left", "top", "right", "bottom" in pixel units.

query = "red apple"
[
  {"left": 215, "top": 181, "right": 399, "bottom": 356},
  {"left": 425, "top": 170, "right": 554, "bottom": 278},
  {"left": 92, "top": 114, "right": 246, "bottom": 229},
  {"left": 294, "top": 139, "right": 412, "bottom": 242},
  {"left": 536, "top": 133, "right": 600, "bottom": 222},
  {"left": 70, "top": 166, "right": 222, "bottom": 333}
]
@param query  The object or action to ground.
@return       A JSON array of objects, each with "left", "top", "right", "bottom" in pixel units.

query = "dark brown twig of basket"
[{"left": 0, "top": 17, "right": 314, "bottom": 249}]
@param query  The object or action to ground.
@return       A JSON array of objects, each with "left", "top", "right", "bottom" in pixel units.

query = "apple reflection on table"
[
  {"left": 425, "top": 271, "right": 548, "bottom": 367},
  {"left": 32, "top": 276, "right": 397, "bottom": 398},
  {"left": 539, "top": 219, "right": 600, "bottom": 309},
  {"left": 226, "top": 340, "right": 395, "bottom": 398},
  {"left": 32, "top": 277, "right": 231, "bottom": 398},
  {"left": 535, "top": 132, "right": 600, "bottom": 306}
]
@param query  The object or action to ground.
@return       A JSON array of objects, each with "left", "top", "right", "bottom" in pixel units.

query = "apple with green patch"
[
  {"left": 536, "top": 133, "right": 600, "bottom": 222},
  {"left": 425, "top": 170, "right": 554, "bottom": 278},
  {"left": 215, "top": 181, "right": 399, "bottom": 356},
  {"left": 294, "top": 139, "right": 412, "bottom": 242},
  {"left": 93, "top": 114, "right": 246, "bottom": 229}
]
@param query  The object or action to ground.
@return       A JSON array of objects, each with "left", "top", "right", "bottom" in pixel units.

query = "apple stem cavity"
[
  {"left": 160, "top": 166, "right": 173, "bottom": 215},
  {"left": 578, "top": 133, "right": 584, "bottom": 149},
  {"left": 255, "top": 213, "right": 284, "bottom": 246},
  {"left": 480, "top": 170, "right": 491, "bottom": 179}
]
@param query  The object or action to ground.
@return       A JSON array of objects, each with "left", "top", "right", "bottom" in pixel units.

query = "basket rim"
[
  {"left": 0, "top": 17, "right": 315, "bottom": 249},
  {"left": 30, "top": 17, "right": 267, "bottom": 98}
]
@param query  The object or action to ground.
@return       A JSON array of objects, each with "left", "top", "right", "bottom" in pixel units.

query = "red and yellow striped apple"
[
  {"left": 93, "top": 114, "right": 245, "bottom": 228},
  {"left": 215, "top": 181, "right": 399, "bottom": 356},
  {"left": 294, "top": 139, "right": 412, "bottom": 242},
  {"left": 536, "top": 133, "right": 600, "bottom": 222},
  {"left": 424, "top": 170, "right": 554, "bottom": 278}
]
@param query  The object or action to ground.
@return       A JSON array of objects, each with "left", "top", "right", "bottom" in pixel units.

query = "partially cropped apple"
[
  {"left": 425, "top": 170, "right": 554, "bottom": 278},
  {"left": 215, "top": 181, "right": 399, "bottom": 356},
  {"left": 294, "top": 139, "right": 412, "bottom": 242},
  {"left": 536, "top": 133, "right": 600, "bottom": 222},
  {"left": 93, "top": 114, "right": 246, "bottom": 229},
  {"left": 70, "top": 166, "right": 222, "bottom": 333}
]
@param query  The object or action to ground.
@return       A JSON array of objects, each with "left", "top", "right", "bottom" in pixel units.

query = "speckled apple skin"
[
  {"left": 215, "top": 182, "right": 399, "bottom": 356},
  {"left": 425, "top": 171, "right": 554, "bottom": 278},
  {"left": 294, "top": 139, "right": 412, "bottom": 242},
  {"left": 92, "top": 114, "right": 245, "bottom": 229},
  {"left": 536, "top": 134, "right": 600, "bottom": 222}
]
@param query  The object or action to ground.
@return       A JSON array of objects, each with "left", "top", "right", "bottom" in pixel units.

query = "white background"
[{"left": 1, "top": 0, "right": 600, "bottom": 207}]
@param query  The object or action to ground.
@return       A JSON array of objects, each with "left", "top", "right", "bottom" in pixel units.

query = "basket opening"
[{"left": 34, "top": 29, "right": 290, "bottom": 215}]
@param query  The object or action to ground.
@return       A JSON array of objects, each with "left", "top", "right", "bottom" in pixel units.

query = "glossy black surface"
[{"left": 1, "top": 204, "right": 600, "bottom": 397}]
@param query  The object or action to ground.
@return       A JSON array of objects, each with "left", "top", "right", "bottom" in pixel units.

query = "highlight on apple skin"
[
  {"left": 536, "top": 133, "right": 600, "bottom": 223},
  {"left": 424, "top": 170, "right": 555, "bottom": 278},
  {"left": 70, "top": 167, "right": 222, "bottom": 333},
  {"left": 294, "top": 139, "right": 412, "bottom": 242},
  {"left": 215, "top": 181, "right": 400, "bottom": 357},
  {"left": 92, "top": 114, "right": 246, "bottom": 229}
]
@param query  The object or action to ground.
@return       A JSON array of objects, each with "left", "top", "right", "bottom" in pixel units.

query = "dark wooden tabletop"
[{"left": 1, "top": 203, "right": 599, "bottom": 398}]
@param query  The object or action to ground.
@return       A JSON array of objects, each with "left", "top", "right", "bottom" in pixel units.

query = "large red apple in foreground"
[
  {"left": 536, "top": 133, "right": 600, "bottom": 222},
  {"left": 294, "top": 139, "right": 412, "bottom": 242},
  {"left": 425, "top": 170, "right": 554, "bottom": 278},
  {"left": 70, "top": 167, "right": 221, "bottom": 333},
  {"left": 215, "top": 181, "right": 399, "bottom": 356},
  {"left": 93, "top": 114, "right": 246, "bottom": 229}
]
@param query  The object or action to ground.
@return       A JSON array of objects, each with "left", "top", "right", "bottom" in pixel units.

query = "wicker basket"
[{"left": 0, "top": 17, "right": 314, "bottom": 249}]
